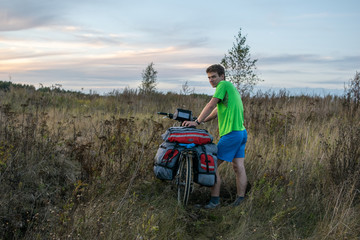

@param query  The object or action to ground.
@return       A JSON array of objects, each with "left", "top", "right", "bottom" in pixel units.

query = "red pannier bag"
[
  {"left": 193, "top": 143, "right": 218, "bottom": 187},
  {"left": 154, "top": 142, "right": 184, "bottom": 180},
  {"left": 161, "top": 127, "right": 213, "bottom": 145}
]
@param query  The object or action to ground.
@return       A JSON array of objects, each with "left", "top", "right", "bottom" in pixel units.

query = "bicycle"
[
  {"left": 157, "top": 109, "right": 251, "bottom": 207},
  {"left": 157, "top": 109, "right": 197, "bottom": 206}
]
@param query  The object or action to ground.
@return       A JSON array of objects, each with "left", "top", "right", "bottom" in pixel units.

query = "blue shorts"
[{"left": 217, "top": 130, "right": 247, "bottom": 162}]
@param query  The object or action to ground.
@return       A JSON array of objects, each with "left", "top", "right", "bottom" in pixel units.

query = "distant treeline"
[
  {"left": 0, "top": 81, "right": 35, "bottom": 91},
  {"left": 0, "top": 81, "right": 81, "bottom": 94},
  {"left": 0, "top": 80, "right": 212, "bottom": 98}
]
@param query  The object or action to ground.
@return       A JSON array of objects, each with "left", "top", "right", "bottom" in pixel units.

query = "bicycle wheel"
[{"left": 176, "top": 153, "right": 193, "bottom": 206}]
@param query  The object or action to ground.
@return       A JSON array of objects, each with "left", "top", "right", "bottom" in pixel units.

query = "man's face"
[{"left": 207, "top": 72, "right": 224, "bottom": 88}]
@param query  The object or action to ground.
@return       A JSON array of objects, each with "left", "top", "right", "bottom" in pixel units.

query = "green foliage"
[
  {"left": 221, "top": 28, "right": 263, "bottom": 95},
  {"left": 0, "top": 86, "right": 359, "bottom": 239},
  {"left": 322, "top": 123, "right": 360, "bottom": 186},
  {"left": 344, "top": 71, "right": 360, "bottom": 111},
  {"left": 0, "top": 81, "right": 36, "bottom": 91},
  {"left": 0, "top": 81, "right": 12, "bottom": 91},
  {"left": 180, "top": 81, "right": 195, "bottom": 95},
  {"left": 0, "top": 102, "right": 79, "bottom": 239},
  {"left": 139, "top": 62, "right": 158, "bottom": 94}
]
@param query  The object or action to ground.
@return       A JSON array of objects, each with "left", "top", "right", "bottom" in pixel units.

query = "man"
[{"left": 182, "top": 64, "right": 248, "bottom": 208}]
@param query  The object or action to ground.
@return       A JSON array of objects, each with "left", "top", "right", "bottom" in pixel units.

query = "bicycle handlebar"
[
  {"left": 157, "top": 108, "right": 196, "bottom": 122},
  {"left": 157, "top": 112, "right": 168, "bottom": 115},
  {"left": 157, "top": 112, "right": 174, "bottom": 119}
]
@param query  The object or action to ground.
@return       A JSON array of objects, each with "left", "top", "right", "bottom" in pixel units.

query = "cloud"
[
  {"left": 0, "top": 1, "right": 69, "bottom": 31},
  {"left": 0, "top": 48, "right": 69, "bottom": 61},
  {"left": 259, "top": 54, "right": 326, "bottom": 64},
  {"left": 255, "top": 52, "right": 360, "bottom": 90},
  {"left": 73, "top": 33, "right": 125, "bottom": 46},
  {"left": 1, "top": 0, "right": 357, "bottom": 95},
  {"left": 258, "top": 54, "right": 360, "bottom": 68},
  {"left": 293, "top": 12, "right": 331, "bottom": 20}
]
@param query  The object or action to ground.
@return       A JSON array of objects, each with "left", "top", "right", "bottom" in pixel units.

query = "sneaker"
[
  {"left": 194, "top": 204, "right": 203, "bottom": 209},
  {"left": 232, "top": 196, "right": 245, "bottom": 206},
  {"left": 204, "top": 201, "right": 220, "bottom": 209}
]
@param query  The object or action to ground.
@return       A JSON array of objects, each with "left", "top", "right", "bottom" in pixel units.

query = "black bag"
[
  {"left": 154, "top": 142, "right": 184, "bottom": 180},
  {"left": 193, "top": 143, "right": 218, "bottom": 187}
]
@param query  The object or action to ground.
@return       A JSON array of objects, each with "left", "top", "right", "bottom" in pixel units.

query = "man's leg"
[
  {"left": 210, "top": 159, "right": 224, "bottom": 197},
  {"left": 204, "top": 159, "right": 223, "bottom": 209},
  {"left": 232, "top": 157, "right": 247, "bottom": 197}
]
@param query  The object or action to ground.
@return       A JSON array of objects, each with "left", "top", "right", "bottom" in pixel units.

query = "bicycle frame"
[{"left": 157, "top": 109, "right": 196, "bottom": 206}]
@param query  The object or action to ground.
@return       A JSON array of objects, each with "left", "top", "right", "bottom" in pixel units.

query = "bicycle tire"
[{"left": 176, "top": 152, "right": 193, "bottom": 206}]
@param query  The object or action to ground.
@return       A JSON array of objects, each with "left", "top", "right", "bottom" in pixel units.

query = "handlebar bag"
[
  {"left": 161, "top": 127, "right": 213, "bottom": 145},
  {"left": 193, "top": 143, "right": 218, "bottom": 187},
  {"left": 154, "top": 142, "right": 184, "bottom": 180}
]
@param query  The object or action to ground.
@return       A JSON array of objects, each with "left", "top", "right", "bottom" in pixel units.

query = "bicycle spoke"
[{"left": 177, "top": 152, "right": 193, "bottom": 206}]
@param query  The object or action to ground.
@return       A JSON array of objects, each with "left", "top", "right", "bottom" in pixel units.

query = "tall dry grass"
[{"left": 0, "top": 85, "right": 359, "bottom": 239}]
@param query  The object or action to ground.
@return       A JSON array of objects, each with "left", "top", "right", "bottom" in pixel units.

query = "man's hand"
[
  {"left": 181, "top": 97, "right": 219, "bottom": 127},
  {"left": 182, "top": 121, "right": 198, "bottom": 127}
]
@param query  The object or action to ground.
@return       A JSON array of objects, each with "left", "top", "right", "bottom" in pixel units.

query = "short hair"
[{"left": 206, "top": 64, "right": 225, "bottom": 77}]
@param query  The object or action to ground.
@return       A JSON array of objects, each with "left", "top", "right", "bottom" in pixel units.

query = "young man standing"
[{"left": 182, "top": 64, "right": 248, "bottom": 208}]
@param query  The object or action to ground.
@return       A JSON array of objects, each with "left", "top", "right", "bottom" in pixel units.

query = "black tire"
[{"left": 177, "top": 153, "right": 193, "bottom": 206}]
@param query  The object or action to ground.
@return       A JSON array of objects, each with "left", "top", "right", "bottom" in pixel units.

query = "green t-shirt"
[{"left": 213, "top": 81, "right": 245, "bottom": 137}]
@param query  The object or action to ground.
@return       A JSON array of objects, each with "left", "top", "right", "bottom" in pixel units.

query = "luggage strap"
[
  {"left": 201, "top": 145, "right": 210, "bottom": 173},
  {"left": 165, "top": 143, "right": 180, "bottom": 167}
]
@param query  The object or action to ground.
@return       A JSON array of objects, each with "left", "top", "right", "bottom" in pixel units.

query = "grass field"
[{"left": 0, "top": 84, "right": 359, "bottom": 239}]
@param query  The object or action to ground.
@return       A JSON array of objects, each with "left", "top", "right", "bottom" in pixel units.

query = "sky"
[{"left": 1, "top": 0, "right": 359, "bottom": 95}]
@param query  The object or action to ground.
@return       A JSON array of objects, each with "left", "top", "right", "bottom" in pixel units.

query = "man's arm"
[
  {"left": 203, "top": 107, "right": 217, "bottom": 123},
  {"left": 182, "top": 97, "right": 219, "bottom": 127}
]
